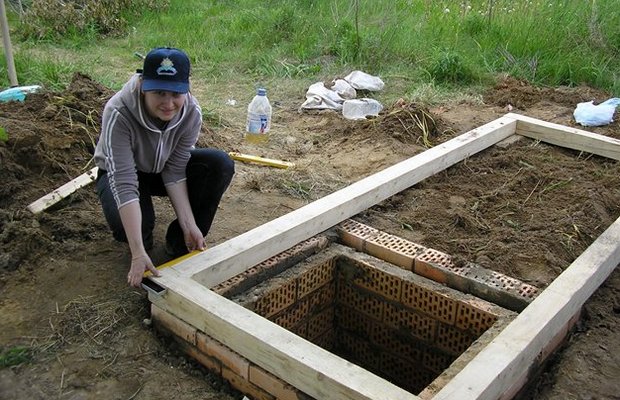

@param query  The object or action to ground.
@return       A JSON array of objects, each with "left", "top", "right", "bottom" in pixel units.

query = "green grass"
[
  {"left": 0, "top": 346, "right": 32, "bottom": 368},
  {"left": 1, "top": 0, "right": 618, "bottom": 98}
]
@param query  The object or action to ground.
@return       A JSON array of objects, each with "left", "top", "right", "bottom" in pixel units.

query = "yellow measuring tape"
[{"left": 143, "top": 250, "right": 202, "bottom": 277}]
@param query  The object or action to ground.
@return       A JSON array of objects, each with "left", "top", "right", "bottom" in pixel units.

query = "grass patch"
[
  {"left": 0, "top": 346, "right": 33, "bottom": 368},
  {"left": 1, "top": 0, "right": 618, "bottom": 96}
]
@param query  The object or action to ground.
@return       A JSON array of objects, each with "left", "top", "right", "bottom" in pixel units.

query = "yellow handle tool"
[
  {"left": 143, "top": 250, "right": 202, "bottom": 277},
  {"left": 228, "top": 152, "right": 294, "bottom": 169}
]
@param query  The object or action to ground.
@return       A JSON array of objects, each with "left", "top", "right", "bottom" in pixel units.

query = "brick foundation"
[{"left": 153, "top": 228, "right": 521, "bottom": 398}]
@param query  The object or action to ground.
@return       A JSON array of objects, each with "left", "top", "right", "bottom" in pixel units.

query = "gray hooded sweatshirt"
[{"left": 94, "top": 74, "right": 202, "bottom": 209}]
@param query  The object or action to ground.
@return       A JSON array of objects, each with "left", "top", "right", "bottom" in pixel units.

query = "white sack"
[
  {"left": 300, "top": 82, "right": 344, "bottom": 110},
  {"left": 343, "top": 70, "right": 385, "bottom": 91},
  {"left": 331, "top": 79, "right": 357, "bottom": 100}
]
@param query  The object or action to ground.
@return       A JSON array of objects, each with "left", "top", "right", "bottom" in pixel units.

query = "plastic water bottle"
[
  {"left": 245, "top": 88, "right": 272, "bottom": 143},
  {"left": 342, "top": 98, "right": 383, "bottom": 120}
]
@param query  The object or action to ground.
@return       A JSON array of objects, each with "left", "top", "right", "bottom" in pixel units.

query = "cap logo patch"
[{"left": 156, "top": 57, "right": 177, "bottom": 76}]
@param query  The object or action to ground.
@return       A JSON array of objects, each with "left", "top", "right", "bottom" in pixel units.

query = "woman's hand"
[
  {"left": 183, "top": 223, "right": 206, "bottom": 252},
  {"left": 127, "top": 254, "right": 160, "bottom": 288}
]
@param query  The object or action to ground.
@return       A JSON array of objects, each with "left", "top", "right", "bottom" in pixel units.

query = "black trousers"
[{"left": 96, "top": 148, "right": 234, "bottom": 257}]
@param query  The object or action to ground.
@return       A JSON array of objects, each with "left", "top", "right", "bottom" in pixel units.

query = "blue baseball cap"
[{"left": 141, "top": 47, "right": 190, "bottom": 93}]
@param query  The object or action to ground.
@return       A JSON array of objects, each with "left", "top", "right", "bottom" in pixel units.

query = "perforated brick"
[
  {"left": 252, "top": 279, "right": 297, "bottom": 318},
  {"left": 198, "top": 333, "right": 250, "bottom": 379},
  {"left": 435, "top": 323, "right": 477, "bottom": 355},
  {"left": 337, "top": 330, "right": 380, "bottom": 372},
  {"left": 304, "top": 281, "right": 336, "bottom": 313},
  {"left": 336, "top": 219, "right": 380, "bottom": 251},
  {"left": 311, "top": 328, "right": 336, "bottom": 350},
  {"left": 339, "top": 257, "right": 402, "bottom": 301},
  {"left": 364, "top": 231, "right": 426, "bottom": 271},
  {"left": 368, "top": 323, "right": 394, "bottom": 352},
  {"left": 518, "top": 283, "right": 540, "bottom": 300},
  {"left": 383, "top": 302, "right": 437, "bottom": 341},
  {"left": 455, "top": 302, "right": 498, "bottom": 336},
  {"left": 460, "top": 266, "right": 540, "bottom": 311},
  {"left": 380, "top": 351, "right": 435, "bottom": 394},
  {"left": 422, "top": 347, "right": 456, "bottom": 374},
  {"left": 335, "top": 305, "right": 372, "bottom": 336},
  {"left": 178, "top": 335, "right": 222, "bottom": 374},
  {"left": 307, "top": 306, "right": 335, "bottom": 341},
  {"left": 336, "top": 282, "right": 384, "bottom": 321},
  {"left": 212, "top": 236, "right": 330, "bottom": 296},
  {"left": 297, "top": 258, "right": 335, "bottom": 298},
  {"left": 290, "top": 320, "right": 308, "bottom": 338},
  {"left": 401, "top": 281, "right": 457, "bottom": 325},
  {"left": 272, "top": 300, "right": 310, "bottom": 330},
  {"left": 415, "top": 248, "right": 468, "bottom": 274}
]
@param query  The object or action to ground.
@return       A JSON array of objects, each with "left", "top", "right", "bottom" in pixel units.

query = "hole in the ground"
[{"left": 228, "top": 244, "right": 507, "bottom": 395}]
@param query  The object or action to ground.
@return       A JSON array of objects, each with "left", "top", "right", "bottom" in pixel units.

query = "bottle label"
[
  {"left": 259, "top": 115, "right": 268, "bottom": 133},
  {"left": 247, "top": 114, "right": 269, "bottom": 134}
]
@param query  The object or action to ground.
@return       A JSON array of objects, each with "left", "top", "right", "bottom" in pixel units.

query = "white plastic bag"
[
  {"left": 342, "top": 98, "right": 383, "bottom": 120},
  {"left": 331, "top": 79, "right": 357, "bottom": 99},
  {"left": 343, "top": 71, "right": 385, "bottom": 91},
  {"left": 299, "top": 82, "right": 345, "bottom": 110},
  {"left": 573, "top": 98, "right": 620, "bottom": 127}
]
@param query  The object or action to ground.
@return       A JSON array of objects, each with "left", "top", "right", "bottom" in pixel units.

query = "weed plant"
[{"left": 0, "top": 0, "right": 618, "bottom": 95}]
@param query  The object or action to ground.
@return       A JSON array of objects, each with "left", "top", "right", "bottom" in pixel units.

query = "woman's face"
[{"left": 142, "top": 90, "right": 186, "bottom": 121}]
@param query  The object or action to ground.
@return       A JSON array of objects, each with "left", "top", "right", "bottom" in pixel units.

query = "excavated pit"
[{"left": 228, "top": 244, "right": 515, "bottom": 395}]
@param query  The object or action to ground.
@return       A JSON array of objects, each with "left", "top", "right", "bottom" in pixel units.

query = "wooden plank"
[
  {"left": 148, "top": 275, "right": 420, "bottom": 400},
  {"left": 175, "top": 116, "right": 518, "bottom": 286},
  {"left": 27, "top": 166, "right": 98, "bottom": 214},
  {"left": 507, "top": 112, "right": 620, "bottom": 160},
  {"left": 433, "top": 214, "right": 620, "bottom": 400}
]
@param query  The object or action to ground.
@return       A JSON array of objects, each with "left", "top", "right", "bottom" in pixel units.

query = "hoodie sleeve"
[{"left": 96, "top": 108, "right": 140, "bottom": 208}]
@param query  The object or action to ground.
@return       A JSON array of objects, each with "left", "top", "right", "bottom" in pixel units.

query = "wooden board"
[
  {"left": 27, "top": 166, "right": 98, "bottom": 214},
  {"left": 182, "top": 116, "right": 518, "bottom": 286},
  {"left": 508, "top": 112, "right": 620, "bottom": 160}
]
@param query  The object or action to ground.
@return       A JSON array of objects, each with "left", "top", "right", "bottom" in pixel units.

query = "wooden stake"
[{"left": 0, "top": 0, "right": 18, "bottom": 87}]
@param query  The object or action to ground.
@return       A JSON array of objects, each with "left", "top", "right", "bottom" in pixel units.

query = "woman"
[{"left": 94, "top": 47, "right": 234, "bottom": 288}]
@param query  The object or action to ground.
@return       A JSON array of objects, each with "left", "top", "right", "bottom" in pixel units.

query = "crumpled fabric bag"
[
  {"left": 331, "top": 79, "right": 356, "bottom": 99},
  {"left": 343, "top": 70, "right": 385, "bottom": 91},
  {"left": 299, "top": 82, "right": 345, "bottom": 110},
  {"left": 299, "top": 70, "right": 384, "bottom": 111},
  {"left": 573, "top": 98, "right": 620, "bottom": 127}
]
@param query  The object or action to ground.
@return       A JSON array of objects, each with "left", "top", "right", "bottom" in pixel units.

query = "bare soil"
[{"left": 1, "top": 73, "right": 618, "bottom": 400}]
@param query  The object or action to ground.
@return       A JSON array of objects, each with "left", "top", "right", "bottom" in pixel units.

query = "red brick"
[
  {"left": 197, "top": 332, "right": 250, "bottom": 379},
  {"left": 249, "top": 365, "right": 302, "bottom": 400},
  {"left": 297, "top": 258, "right": 335, "bottom": 298},
  {"left": 182, "top": 338, "right": 221, "bottom": 374},
  {"left": 222, "top": 366, "right": 275, "bottom": 400},
  {"left": 151, "top": 305, "right": 196, "bottom": 345}
]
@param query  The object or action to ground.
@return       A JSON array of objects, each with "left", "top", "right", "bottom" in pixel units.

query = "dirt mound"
[{"left": 483, "top": 75, "right": 612, "bottom": 110}]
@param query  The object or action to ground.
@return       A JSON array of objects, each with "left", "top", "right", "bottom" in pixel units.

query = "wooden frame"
[{"left": 146, "top": 113, "right": 620, "bottom": 400}]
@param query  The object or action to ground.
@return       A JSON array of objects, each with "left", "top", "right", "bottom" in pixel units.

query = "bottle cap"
[{"left": 257, "top": 88, "right": 267, "bottom": 96}]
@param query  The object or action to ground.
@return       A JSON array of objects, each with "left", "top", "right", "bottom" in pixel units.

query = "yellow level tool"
[
  {"left": 143, "top": 250, "right": 202, "bottom": 277},
  {"left": 228, "top": 152, "right": 294, "bottom": 169}
]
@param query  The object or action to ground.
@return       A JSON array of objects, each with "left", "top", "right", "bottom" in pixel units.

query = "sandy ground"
[{"left": 0, "top": 74, "right": 619, "bottom": 399}]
